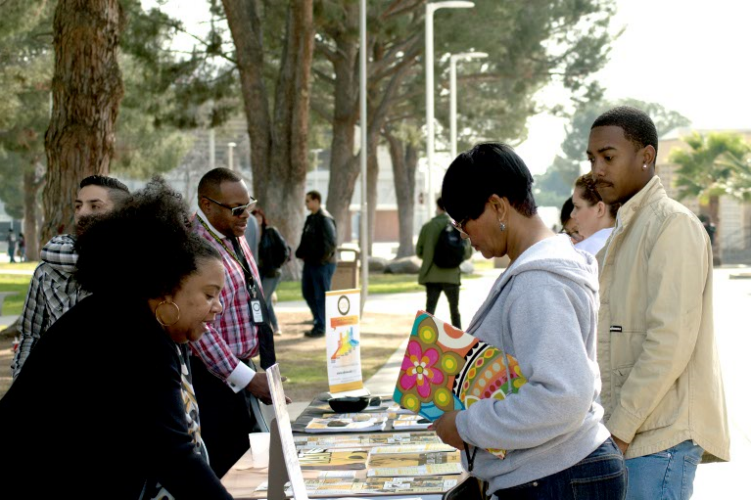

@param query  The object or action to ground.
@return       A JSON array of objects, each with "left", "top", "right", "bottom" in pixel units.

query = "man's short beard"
[{"left": 75, "top": 214, "right": 102, "bottom": 237}]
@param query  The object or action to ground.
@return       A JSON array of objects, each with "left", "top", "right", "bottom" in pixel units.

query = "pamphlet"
[
  {"left": 256, "top": 473, "right": 458, "bottom": 497},
  {"left": 392, "top": 310, "right": 528, "bottom": 459},
  {"left": 366, "top": 450, "right": 461, "bottom": 470},
  {"left": 325, "top": 289, "right": 365, "bottom": 396},
  {"left": 294, "top": 431, "right": 444, "bottom": 451},
  {"left": 391, "top": 414, "right": 432, "bottom": 431},
  {"left": 368, "top": 443, "right": 456, "bottom": 454},
  {"left": 366, "top": 463, "right": 464, "bottom": 478},
  {"left": 297, "top": 449, "right": 369, "bottom": 470},
  {"left": 304, "top": 412, "right": 389, "bottom": 434}
]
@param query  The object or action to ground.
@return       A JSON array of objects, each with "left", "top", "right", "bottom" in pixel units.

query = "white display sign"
[
  {"left": 325, "top": 288, "right": 365, "bottom": 396},
  {"left": 266, "top": 364, "right": 309, "bottom": 500}
]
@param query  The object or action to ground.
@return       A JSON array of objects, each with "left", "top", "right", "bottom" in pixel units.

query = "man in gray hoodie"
[
  {"left": 434, "top": 143, "right": 625, "bottom": 499},
  {"left": 11, "top": 175, "right": 130, "bottom": 378}
]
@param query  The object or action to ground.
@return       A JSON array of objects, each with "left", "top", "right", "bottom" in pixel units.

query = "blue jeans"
[
  {"left": 494, "top": 438, "right": 627, "bottom": 500},
  {"left": 625, "top": 440, "right": 703, "bottom": 500},
  {"left": 302, "top": 262, "right": 336, "bottom": 331},
  {"left": 261, "top": 274, "right": 281, "bottom": 331}
]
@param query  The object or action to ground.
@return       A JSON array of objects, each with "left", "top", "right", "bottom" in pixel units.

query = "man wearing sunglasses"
[{"left": 191, "top": 167, "right": 287, "bottom": 478}]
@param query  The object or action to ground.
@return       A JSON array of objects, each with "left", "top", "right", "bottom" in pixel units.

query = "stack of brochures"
[
  {"left": 365, "top": 447, "right": 464, "bottom": 477},
  {"left": 294, "top": 431, "right": 444, "bottom": 450},
  {"left": 303, "top": 412, "right": 389, "bottom": 433}
]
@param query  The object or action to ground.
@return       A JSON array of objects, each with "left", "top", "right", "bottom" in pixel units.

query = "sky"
[
  {"left": 516, "top": 0, "right": 751, "bottom": 174},
  {"left": 147, "top": 0, "right": 751, "bottom": 177}
]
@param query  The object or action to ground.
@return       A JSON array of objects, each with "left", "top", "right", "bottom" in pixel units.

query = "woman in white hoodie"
[{"left": 433, "top": 143, "right": 626, "bottom": 500}]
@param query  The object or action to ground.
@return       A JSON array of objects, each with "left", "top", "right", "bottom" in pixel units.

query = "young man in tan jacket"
[{"left": 587, "top": 106, "right": 730, "bottom": 499}]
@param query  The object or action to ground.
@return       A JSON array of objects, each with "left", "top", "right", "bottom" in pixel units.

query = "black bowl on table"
[{"left": 328, "top": 395, "right": 371, "bottom": 413}]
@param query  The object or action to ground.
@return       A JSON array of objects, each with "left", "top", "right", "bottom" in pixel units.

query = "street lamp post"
[
  {"left": 227, "top": 142, "right": 237, "bottom": 171},
  {"left": 425, "top": 1, "right": 474, "bottom": 210},
  {"left": 356, "top": 0, "right": 369, "bottom": 312},
  {"left": 449, "top": 52, "right": 487, "bottom": 159}
]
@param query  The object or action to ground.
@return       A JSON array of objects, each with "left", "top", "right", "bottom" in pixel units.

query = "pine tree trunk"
[
  {"left": 23, "top": 166, "right": 43, "bottom": 261},
  {"left": 324, "top": 30, "right": 360, "bottom": 244},
  {"left": 222, "top": 0, "right": 314, "bottom": 280},
  {"left": 325, "top": 32, "right": 415, "bottom": 248},
  {"left": 42, "top": 0, "right": 124, "bottom": 243},
  {"left": 385, "top": 129, "right": 417, "bottom": 258}
]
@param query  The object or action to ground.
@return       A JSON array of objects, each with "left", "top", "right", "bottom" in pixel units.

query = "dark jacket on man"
[{"left": 296, "top": 209, "right": 338, "bottom": 265}]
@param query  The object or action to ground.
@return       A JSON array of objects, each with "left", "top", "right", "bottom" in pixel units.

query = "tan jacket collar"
[{"left": 615, "top": 175, "right": 665, "bottom": 229}]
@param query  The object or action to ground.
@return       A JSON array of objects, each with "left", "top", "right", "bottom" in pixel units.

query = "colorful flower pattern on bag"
[{"left": 393, "top": 310, "right": 527, "bottom": 460}]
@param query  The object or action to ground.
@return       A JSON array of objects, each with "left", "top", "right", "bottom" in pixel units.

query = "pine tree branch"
[
  {"left": 170, "top": 23, "right": 238, "bottom": 65},
  {"left": 315, "top": 39, "right": 338, "bottom": 63},
  {"left": 382, "top": 0, "right": 424, "bottom": 19},
  {"left": 313, "top": 67, "right": 335, "bottom": 86}
]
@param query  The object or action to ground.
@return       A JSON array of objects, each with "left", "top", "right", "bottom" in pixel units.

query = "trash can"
[{"left": 331, "top": 247, "right": 360, "bottom": 290}]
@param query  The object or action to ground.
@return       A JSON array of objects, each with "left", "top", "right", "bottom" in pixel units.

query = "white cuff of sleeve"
[{"left": 227, "top": 361, "right": 255, "bottom": 393}]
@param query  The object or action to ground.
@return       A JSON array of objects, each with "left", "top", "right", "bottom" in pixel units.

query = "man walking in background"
[
  {"left": 11, "top": 175, "right": 131, "bottom": 377},
  {"left": 295, "top": 190, "right": 337, "bottom": 338},
  {"left": 416, "top": 197, "right": 471, "bottom": 329},
  {"left": 588, "top": 106, "right": 730, "bottom": 499}
]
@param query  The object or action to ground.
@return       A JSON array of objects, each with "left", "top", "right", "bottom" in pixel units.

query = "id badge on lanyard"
[{"left": 250, "top": 298, "right": 266, "bottom": 325}]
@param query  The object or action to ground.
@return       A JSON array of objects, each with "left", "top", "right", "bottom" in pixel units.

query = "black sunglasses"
[
  {"left": 204, "top": 196, "right": 256, "bottom": 217},
  {"left": 450, "top": 217, "right": 469, "bottom": 236}
]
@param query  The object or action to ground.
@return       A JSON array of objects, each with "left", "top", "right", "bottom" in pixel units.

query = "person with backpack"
[
  {"left": 416, "top": 197, "right": 472, "bottom": 328},
  {"left": 253, "top": 207, "right": 290, "bottom": 336},
  {"left": 18, "top": 232, "right": 25, "bottom": 262}
]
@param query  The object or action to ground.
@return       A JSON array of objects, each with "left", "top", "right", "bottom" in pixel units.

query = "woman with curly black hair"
[{"left": 0, "top": 178, "right": 234, "bottom": 499}]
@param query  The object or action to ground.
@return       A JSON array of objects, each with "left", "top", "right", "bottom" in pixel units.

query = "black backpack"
[
  {"left": 260, "top": 227, "right": 291, "bottom": 272},
  {"left": 433, "top": 224, "right": 465, "bottom": 268}
]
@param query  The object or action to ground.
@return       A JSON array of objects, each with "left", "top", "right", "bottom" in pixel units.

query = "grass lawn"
[
  {"left": 0, "top": 309, "right": 413, "bottom": 403},
  {"left": 0, "top": 274, "right": 32, "bottom": 316},
  {"left": 0, "top": 262, "right": 38, "bottom": 317},
  {"left": 276, "top": 266, "right": 490, "bottom": 302},
  {"left": 250, "top": 311, "right": 411, "bottom": 402},
  {"left": 0, "top": 259, "right": 498, "bottom": 316},
  {"left": 1, "top": 257, "right": 498, "bottom": 315},
  {"left": 0, "top": 262, "right": 37, "bottom": 272}
]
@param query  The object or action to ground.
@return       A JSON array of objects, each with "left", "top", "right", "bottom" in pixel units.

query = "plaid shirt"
[
  {"left": 11, "top": 235, "right": 90, "bottom": 378},
  {"left": 190, "top": 212, "right": 264, "bottom": 384}
]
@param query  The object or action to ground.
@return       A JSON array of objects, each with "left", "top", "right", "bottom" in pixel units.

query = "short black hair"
[
  {"left": 75, "top": 177, "right": 221, "bottom": 301},
  {"left": 591, "top": 106, "right": 659, "bottom": 159},
  {"left": 436, "top": 197, "right": 446, "bottom": 211},
  {"left": 441, "top": 143, "right": 537, "bottom": 223},
  {"left": 306, "top": 190, "right": 322, "bottom": 202},
  {"left": 80, "top": 175, "right": 131, "bottom": 207},
  {"left": 560, "top": 196, "right": 575, "bottom": 226},
  {"left": 197, "top": 168, "right": 243, "bottom": 199}
]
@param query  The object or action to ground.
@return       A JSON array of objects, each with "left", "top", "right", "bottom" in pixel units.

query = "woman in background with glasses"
[{"left": 559, "top": 196, "right": 585, "bottom": 244}]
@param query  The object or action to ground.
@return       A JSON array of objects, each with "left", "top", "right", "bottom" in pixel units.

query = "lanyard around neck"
[{"left": 197, "top": 216, "right": 257, "bottom": 295}]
